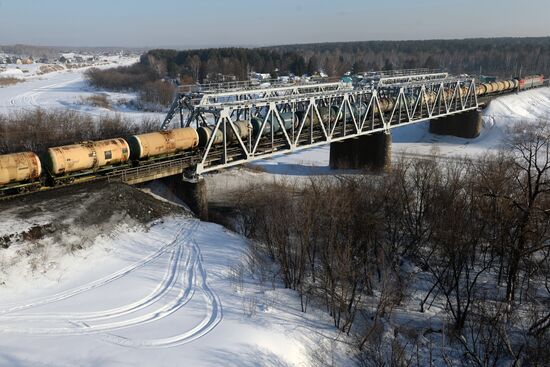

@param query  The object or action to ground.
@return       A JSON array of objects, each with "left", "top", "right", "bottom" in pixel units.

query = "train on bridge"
[{"left": 0, "top": 74, "right": 545, "bottom": 197}]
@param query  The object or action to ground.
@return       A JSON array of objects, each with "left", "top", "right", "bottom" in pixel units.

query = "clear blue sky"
[{"left": 1, "top": 0, "right": 549, "bottom": 48}]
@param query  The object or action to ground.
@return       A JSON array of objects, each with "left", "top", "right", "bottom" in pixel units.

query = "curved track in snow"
[{"left": 0, "top": 220, "right": 222, "bottom": 348}]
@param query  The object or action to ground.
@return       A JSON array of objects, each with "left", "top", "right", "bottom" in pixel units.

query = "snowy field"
[
  {"left": 0, "top": 217, "right": 346, "bottom": 366},
  {"left": 0, "top": 55, "right": 165, "bottom": 122},
  {"left": 0, "top": 183, "right": 348, "bottom": 367},
  {"left": 0, "top": 64, "right": 550, "bottom": 366}
]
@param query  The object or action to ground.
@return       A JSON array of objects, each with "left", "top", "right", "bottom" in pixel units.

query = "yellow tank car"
[
  {"left": 476, "top": 84, "right": 487, "bottom": 95},
  {"left": 0, "top": 152, "right": 42, "bottom": 185},
  {"left": 128, "top": 128, "right": 199, "bottom": 160},
  {"left": 46, "top": 138, "right": 130, "bottom": 175}
]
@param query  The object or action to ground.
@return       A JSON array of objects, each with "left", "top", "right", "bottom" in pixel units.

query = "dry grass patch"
[
  {"left": 37, "top": 64, "right": 65, "bottom": 75},
  {"left": 0, "top": 77, "right": 23, "bottom": 87},
  {"left": 80, "top": 94, "right": 111, "bottom": 109},
  {"left": 242, "top": 163, "right": 267, "bottom": 173}
]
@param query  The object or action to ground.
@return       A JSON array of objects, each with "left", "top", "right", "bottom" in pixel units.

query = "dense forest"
[
  {"left": 85, "top": 37, "right": 550, "bottom": 105},
  {"left": 139, "top": 37, "right": 550, "bottom": 83}
]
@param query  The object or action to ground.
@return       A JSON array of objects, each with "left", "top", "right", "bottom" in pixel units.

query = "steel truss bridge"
[
  {"left": 162, "top": 71, "right": 479, "bottom": 176},
  {"left": 3, "top": 70, "right": 543, "bottom": 202},
  {"left": 4, "top": 68, "right": 549, "bottom": 205}
]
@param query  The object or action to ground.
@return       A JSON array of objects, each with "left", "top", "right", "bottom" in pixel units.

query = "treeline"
[
  {"left": 233, "top": 122, "right": 550, "bottom": 366},
  {"left": 269, "top": 37, "right": 550, "bottom": 77},
  {"left": 143, "top": 48, "right": 313, "bottom": 81},
  {"left": 85, "top": 65, "right": 176, "bottom": 107},
  {"left": 0, "top": 109, "right": 158, "bottom": 155},
  {"left": 138, "top": 37, "right": 550, "bottom": 83},
  {"left": 0, "top": 44, "right": 145, "bottom": 58},
  {"left": 84, "top": 37, "right": 550, "bottom": 106}
]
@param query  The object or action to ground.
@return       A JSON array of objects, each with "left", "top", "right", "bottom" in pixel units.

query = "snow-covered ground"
[
  {"left": 0, "top": 217, "right": 348, "bottom": 366},
  {"left": 1, "top": 64, "right": 549, "bottom": 365},
  {"left": 0, "top": 183, "right": 349, "bottom": 367},
  {"left": 0, "top": 55, "right": 165, "bottom": 122}
]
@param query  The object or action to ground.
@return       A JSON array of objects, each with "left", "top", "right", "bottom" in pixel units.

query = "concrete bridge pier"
[
  {"left": 429, "top": 109, "right": 482, "bottom": 139},
  {"left": 161, "top": 174, "right": 209, "bottom": 221},
  {"left": 329, "top": 131, "right": 391, "bottom": 172}
]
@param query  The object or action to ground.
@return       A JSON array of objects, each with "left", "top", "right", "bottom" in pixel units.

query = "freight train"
[{"left": 0, "top": 75, "right": 545, "bottom": 196}]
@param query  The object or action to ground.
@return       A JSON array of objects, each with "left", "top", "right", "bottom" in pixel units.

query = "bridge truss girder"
[{"left": 176, "top": 79, "right": 478, "bottom": 176}]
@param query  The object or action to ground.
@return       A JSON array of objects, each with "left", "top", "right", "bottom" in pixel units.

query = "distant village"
[
  {"left": 0, "top": 50, "right": 135, "bottom": 78},
  {"left": 201, "top": 69, "right": 330, "bottom": 86},
  {"left": 0, "top": 52, "right": 114, "bottom": 65}
]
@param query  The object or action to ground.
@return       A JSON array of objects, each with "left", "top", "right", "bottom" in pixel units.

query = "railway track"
[
  {"left": 0, "top": 112, "right": 466, "bottom": 202},
  {"left": 2, "top": 84, "right": 547, "bottom": 202}
]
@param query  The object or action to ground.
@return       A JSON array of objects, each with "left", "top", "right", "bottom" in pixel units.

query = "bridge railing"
[
  {"left": 105, "top": 157, "right": 193, "bottom": 183},
  {"left": 177, "top": 76, "right": 342, "bottom": 94}
]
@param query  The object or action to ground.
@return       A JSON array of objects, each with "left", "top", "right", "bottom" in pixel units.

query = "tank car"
[
  {"left": 128, "top": 128, "right": 198, "bottom": 160},
  {"left": 45, "top": 138, "right": 130, "bottom": 178},
  {"left": 197, "top": 120, "right": 250, "bottom": 147},
  {"left": 251, "top": 112, "right": 296, "bottom": 136},
  {"left": 476, "top": 84, "right": 488, "bottom": 95},
  {"left": 296, "top": 106, "right": 345, "bottom": 125},
  {"left": 0, "top": 152, "right": 42, "bottom": 194}
]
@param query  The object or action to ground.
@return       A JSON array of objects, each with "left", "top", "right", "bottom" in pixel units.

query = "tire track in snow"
[
  {"left": 1, "top": 232, "right": 186, "bottom": 322},
  {"left": 7, "top": 78, "right": 82, "bottom": 112},
  {"left": 0, "top": 239, "right": 197, "bottom": 335},
  {"left": 0, "top": 220, "right": 199, "bottom": 316},
  {"left": 0, "top": 220, "right": 223, "bottom": 348},
  {"left": 103, "top": 238, "right": 223, "bottom": 348}
]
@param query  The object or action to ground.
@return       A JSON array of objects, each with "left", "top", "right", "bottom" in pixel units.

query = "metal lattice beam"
[{"left": 185, "top": 77, "right": 478, "bottom": 175}]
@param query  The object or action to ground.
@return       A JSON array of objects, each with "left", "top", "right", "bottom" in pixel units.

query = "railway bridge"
[
  {"left": 125, "top": 69, "right": 538, "bottom": 217},
  {"left": 162, "top": 70, "right": 481, "bottom": 176},
  {"left": 2, "top": 70, "right": 546, "bottom": 219}
]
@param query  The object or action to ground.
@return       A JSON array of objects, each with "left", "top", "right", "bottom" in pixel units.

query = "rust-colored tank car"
[
  {"left": 477, "top": 79, "right": 520, "bottom": 97},
  {"left": 46, "top": 138, "right": 130, "bottom": 175},
  {"left": 197, "top": 120, "right": 250, "bottom": 148},
  {"left": 443, "top": 89, "right": 455, "bottom": 100},
  {"left": 128, "top": 128, "right": 199, "bottom": 159},
  {"left": 0, "top": 152, "right": 42, "bottom": 185},
  {"left": 476, "top": 84, "right": 487, "bottom": 95}
]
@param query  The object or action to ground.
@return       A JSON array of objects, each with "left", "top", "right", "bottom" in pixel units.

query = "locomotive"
[{"left": 0, "top": 74, "right": 545, "bottom": 196}]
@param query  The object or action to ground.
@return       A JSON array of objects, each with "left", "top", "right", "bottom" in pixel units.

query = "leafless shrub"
[
  {"left": 228, "top": 262, "right": 245, "bottom": 293},
  {"left": 230, "top": 120, "right": 550, "bottom": 366},
  {"left": 0, "top": 77, "right": 22, "bottom": 87},
  {"left": 85, "top": 64, "right": 158, "bottom": 91},
  {"left": 242, "top": 295, "right": 258, "bottom": 318},
  {"left": 0, "top": 108, "right": 159, "bottom": 155},
  {"left": 138, "top": 80, "right": 175, "bottom": 108},
  {"left": 79, "top": 94, "right": 111, "bottom": 109}
]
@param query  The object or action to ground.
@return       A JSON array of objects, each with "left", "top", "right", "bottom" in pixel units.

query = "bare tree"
[{"left": 503, "top": 121, "right": 550, "bottom": 304}]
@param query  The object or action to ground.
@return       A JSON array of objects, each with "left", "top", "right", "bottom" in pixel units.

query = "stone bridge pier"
[
  {"left": 161, "top": 174, "right": 208, "bottom": 221},
  {"left": 429, "top": 109, "right": 482, "bottom": 139},
  {"left": 329, "top": 131, "right": 392, "bottom": 172}
]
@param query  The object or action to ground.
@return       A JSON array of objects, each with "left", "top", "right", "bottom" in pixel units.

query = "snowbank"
[
  {"left": 0, "top": 68, "right": 24, "bottom": 78},
  {"left": 0, "top": 183, "right": 349, "bottom": 367}
]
